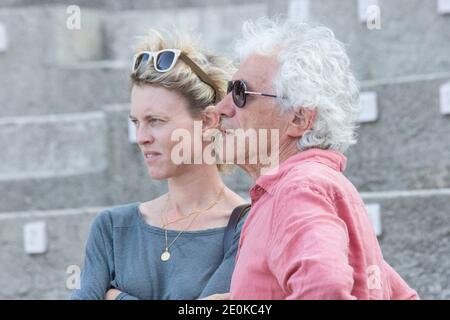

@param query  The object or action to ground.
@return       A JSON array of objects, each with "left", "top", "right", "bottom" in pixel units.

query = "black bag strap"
[{"left": 223, "top": 203, "right": 251, "bottom": 256}]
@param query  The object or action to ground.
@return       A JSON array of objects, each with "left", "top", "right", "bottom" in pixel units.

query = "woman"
[{"left": 71, "top": 29, "right": 247, "bottom": 300}]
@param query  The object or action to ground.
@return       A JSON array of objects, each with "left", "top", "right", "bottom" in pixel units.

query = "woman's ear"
[
  {"left": 201, "top": 105, "right": 220, "bottom": 132},
  {"left": 286, "top": 107, "right": 317, "bottom": 138}
]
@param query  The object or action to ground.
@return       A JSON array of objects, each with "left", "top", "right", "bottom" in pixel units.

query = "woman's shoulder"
[{"left": 93, "top": 202, "right": 140, "bottom": 230}]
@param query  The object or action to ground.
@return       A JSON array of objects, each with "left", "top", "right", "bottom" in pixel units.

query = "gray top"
[{"left": 71, "top": 202, "right": 246, "bottom": 300}]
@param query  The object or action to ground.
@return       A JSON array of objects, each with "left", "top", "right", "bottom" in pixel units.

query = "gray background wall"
[{"left": 0, "top": 0, "right": 449, "bottom": 299}]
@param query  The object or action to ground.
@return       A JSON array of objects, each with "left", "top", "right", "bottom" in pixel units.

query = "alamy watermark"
[
  {"left": 367, "top": 265, "right": 382, "bottom": 290},
  {"left": 66, "top": 5, "right": 81, "bottom": 30},
  {"left": 66, "top": 264, "right": 81, "bottom": 290},
  {"left": 366, "top": 5, "right": 381, "bottom": 30},
  {"left": 169, "top": 121, "right": 280, "bottom": 175}
]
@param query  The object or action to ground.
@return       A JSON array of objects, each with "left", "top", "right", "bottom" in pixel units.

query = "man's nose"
[{"left": 215, "top": 94, "right": 236, "bottom": 119}]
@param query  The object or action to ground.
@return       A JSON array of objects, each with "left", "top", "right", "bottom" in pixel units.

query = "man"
[{"left": 215, "top": 18, "right": 419, "bottom": 299}]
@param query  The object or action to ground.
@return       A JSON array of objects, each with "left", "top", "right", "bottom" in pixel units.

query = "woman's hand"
[
  {"left": 199, "top": 293, "right": 230, "bottom": 300},
  {"left": 105, "top": 288, "right": 122, "bottom": 300}
]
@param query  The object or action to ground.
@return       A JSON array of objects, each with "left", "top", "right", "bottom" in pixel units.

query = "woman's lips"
[{"left": 143, "top": 151, "right": 162, "bottom": 163}]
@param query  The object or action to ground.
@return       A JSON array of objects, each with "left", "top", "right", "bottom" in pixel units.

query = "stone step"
[
  {"left": 0, "top": 107, "right": 166, "bottom": 212},
  {"left": 0, "top": 112, "right": 107, "bottom": 180},
  {"left": 0, "top": 61, "right": 130, "bottom": 118},
  {"left": 0, "top": 111, "right": 109, "bottom": 212},
  {"left": 0, "top": 6, "right": 103, "bottom": 66},
  {"left": 0, "top": 171, "right": 109, "bottom": 214},
  {"left": 346, "top": 72, "right": 450, "bottom": 191}
]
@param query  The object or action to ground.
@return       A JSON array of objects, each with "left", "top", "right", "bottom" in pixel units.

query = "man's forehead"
[{"left": 233, "top": 53, "right": 278, "bottom": 86}]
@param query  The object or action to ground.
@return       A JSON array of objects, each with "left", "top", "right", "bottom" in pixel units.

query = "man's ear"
[
  {"left": 286, "top": 107, "right": 317, "bottom": 138},
  {"left": 201, "top": 105, "right": 220, "bottom": 132}
]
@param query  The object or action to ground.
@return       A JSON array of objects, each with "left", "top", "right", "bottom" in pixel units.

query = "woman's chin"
[{"left": 147, "top": 167, "right": 169, "bottom": 180}]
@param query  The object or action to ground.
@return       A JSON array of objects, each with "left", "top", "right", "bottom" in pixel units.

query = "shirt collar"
[{"left": 252, "top": 148, "right": 347, "bottom": 197}]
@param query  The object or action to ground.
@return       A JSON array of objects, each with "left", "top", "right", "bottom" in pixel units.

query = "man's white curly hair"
[{"left": 236, "top": 18, "right": 360, "bottom": 153}]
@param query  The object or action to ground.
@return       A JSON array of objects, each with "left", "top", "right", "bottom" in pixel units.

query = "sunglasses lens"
[
  {"left": 227, "top": 81, "right": 233, "bottom": 95},
  {"left": 156, "top": 51, "right": 176, "bottom": 71},
  {"left": 134, "top": 53, "right": 150, "bottom": 72},
  {"left": 233, "top": 81, "right": 246, "bottom": 108}
]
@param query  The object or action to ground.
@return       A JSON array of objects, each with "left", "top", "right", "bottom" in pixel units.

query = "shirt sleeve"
[
  {"left": 268, "top": 184, "right": 356, "bottom": 299},
  {"left": 71, "top": 210, "right": 117, "bottom": 300},
  {"left": 108, "top": 278, "right": 140, "bottom": 300},
  {"left": 383, "top": 262, "right": 420, "bottom": 300},
  {"left": 197, "top": 211, "right": 248, "bottom": 299}
]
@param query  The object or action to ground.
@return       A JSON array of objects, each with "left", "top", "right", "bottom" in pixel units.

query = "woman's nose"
[{"left": 136, "top": 126, "right": 155, "bottom": 145}]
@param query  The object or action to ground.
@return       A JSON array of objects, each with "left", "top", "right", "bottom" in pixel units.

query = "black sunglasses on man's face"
[{"left": 227, "top": 80, "right": 278, "bottom": 108}]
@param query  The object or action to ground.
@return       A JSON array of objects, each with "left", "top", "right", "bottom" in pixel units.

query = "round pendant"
[{"left": 161, "top": 250, "right": 171, "bottom": 262}]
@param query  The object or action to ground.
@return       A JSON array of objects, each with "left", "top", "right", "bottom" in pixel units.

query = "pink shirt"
[{"left": 230, "top": 148, "right": 419, "bottom": 300}]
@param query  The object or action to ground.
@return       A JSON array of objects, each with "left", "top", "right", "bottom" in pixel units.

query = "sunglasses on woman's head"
[
  {"left": 227, "top": 80, "right": 278, "bottom": 108},
  {"left": 132, "top": 49, "right": 218, "bottom": 103}
]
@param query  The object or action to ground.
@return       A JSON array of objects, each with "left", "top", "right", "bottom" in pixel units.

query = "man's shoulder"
[
  {"left": 276, "top": 160, "right": 352, "bottom": 198},
  {"left": 283, "top": 160, "right": 339, "bottom": 184}
]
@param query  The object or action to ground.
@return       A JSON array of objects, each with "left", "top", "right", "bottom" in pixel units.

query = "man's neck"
[{"left": 240, "top": 142, "right": 300, "bottom": 181}]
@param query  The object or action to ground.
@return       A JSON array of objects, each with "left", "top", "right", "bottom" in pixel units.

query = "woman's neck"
[{"left": 166, "top": 164, "right": 224, "bottom": 216}]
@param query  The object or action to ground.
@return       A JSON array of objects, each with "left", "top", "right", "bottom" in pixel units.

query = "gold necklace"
[
  {"left": 161, "top": 204, "right": 203, "bottom": 228},
  {"left": 160, "top": 185, "right": 225, "bottom": 262}
]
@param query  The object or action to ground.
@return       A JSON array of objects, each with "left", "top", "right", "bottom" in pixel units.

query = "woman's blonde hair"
[
  {"left": 130, "top": 29, "right": 235, "bottom": 117},
  {"left": 130, "top": 29, "right": 235, "bottom": 172}
]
